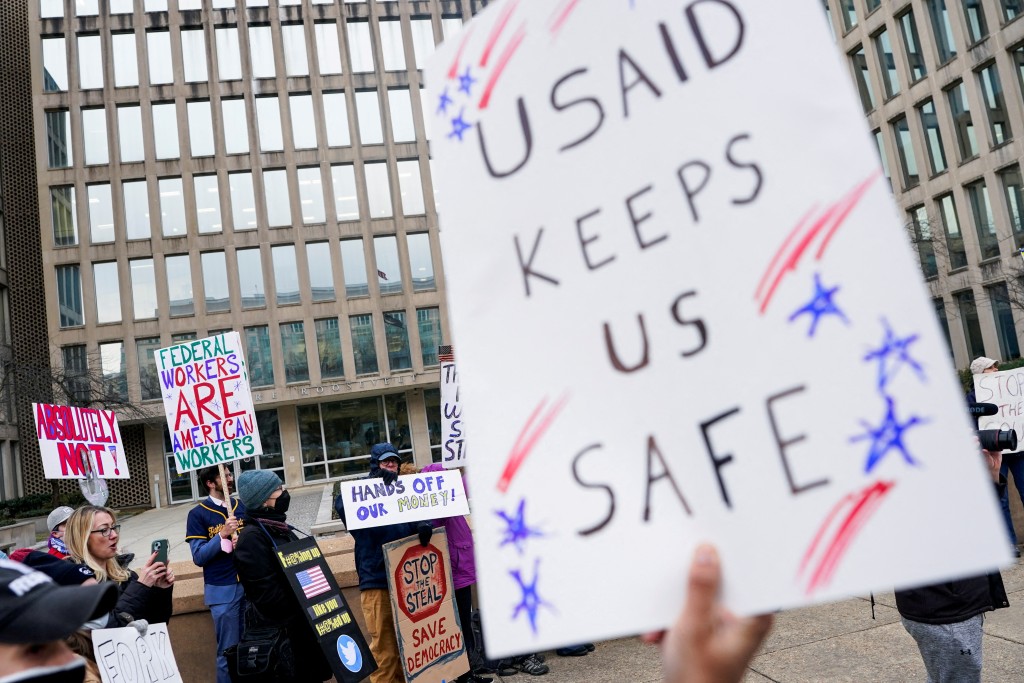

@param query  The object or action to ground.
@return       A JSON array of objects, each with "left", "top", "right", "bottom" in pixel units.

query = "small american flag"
[
  {"left": 438, "top": 345, "right": 454, "bottom": 363},
  {"left": 377, "top": 270, "right": 388, "bottom": 280},
  {"left": 296, "top": 566, "right": 330, "bottom": 599}
]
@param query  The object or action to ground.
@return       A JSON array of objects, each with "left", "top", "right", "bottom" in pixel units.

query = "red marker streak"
[
  {"left": 447, "top": 25, "right": 475, "bottom": 80},
  {"left": 755, "top": 171, "right": 882, "bottom": 315},
  {"left": 799, "top": 480, "right": 895, "bottom": 596},
  {"left": 496, "top": 394, "right": 569, "bottom": 493},
  {"left": 549, "top": 0, "right": 582, "bottom": 36},
  {"left": 480, "top": 0, "right": 520, "bottom": 67},
  {"left": 477, "top": 24, "right": 526, "bottom": 110}
]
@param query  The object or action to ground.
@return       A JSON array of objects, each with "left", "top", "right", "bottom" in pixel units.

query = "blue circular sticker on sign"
[{"left": 336, "top": 634, "right": 363, "bottom": 672}]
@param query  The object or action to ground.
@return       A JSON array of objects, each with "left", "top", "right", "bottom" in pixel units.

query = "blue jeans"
[
  {"left": 999, "top": 453, "right": 1024, "bottom": 546},
  {"left": 208, "top": 583, "right": 245, "bottom": 683}
]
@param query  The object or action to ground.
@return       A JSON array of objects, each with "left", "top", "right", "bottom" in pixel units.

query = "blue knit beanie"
[{"left": 237, "top": 470, "right": 282, "bottom": 509}]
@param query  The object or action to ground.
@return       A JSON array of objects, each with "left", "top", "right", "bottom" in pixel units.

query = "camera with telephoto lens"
[{"left": 969, "top": 401, "right": 1018, "bottom": 451}]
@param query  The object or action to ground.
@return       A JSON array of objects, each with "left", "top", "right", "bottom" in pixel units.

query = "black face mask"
[
  {"left": 273, "top": 490, "right": 291, "bottom": 514},
  {"left": 0, "top": 659, "right": 86, "bottom": 683}
]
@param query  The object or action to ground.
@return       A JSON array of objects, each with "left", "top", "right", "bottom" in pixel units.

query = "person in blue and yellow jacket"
[{"left": 185, "top": 466, "right": 246, "bottom": 683}]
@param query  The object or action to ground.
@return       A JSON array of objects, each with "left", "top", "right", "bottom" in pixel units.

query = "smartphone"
[{"left": 151, "top": 538, "right": 169, "bottom": 565}]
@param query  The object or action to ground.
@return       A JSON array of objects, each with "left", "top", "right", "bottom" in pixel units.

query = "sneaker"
[
  {"left": 517, "top": 655, "right": 549, "bottom": 676},
  {"left": 478, "top": 660, "right": 517, "bottom": 677},
  {"left": 583, "top": 643, "right": 595, "bottom": 652},
  {"left": 555, "top": 645, "right": 589, "bottom": 657}
]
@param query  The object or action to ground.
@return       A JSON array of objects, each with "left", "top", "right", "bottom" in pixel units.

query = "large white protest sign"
[
  {"left": 155, "top": 332, "right": 262, "bottom": 473},
  {"left": 337, "top": 471, "right": 469, "bottom": 530},
  {"left": 974, "top": 368, "right": 1024, "bottom": 441},
  {"left": 93, "top": 623, "right": 183, "bottom": 683},
  {"left": 439, "top": 345, "right": 467, "bottom": 468},
  {"left": 425, "top": 0, "right": 1010, "bottom": 657},
  {"left": 33, "top": 403, "right": 128, "bottom": 479}
]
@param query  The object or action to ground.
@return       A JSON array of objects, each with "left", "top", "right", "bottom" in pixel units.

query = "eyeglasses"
[{"left": 90, "top": 524, "right": 121, "bottom": 538}]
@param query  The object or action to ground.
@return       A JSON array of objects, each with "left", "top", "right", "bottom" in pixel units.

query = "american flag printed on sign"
[
  {"left": 438, "top": 345, "right": 454, "bottom": 363},
  {"left": 296, "top": 566, "right": 330, "bottom": 599}
]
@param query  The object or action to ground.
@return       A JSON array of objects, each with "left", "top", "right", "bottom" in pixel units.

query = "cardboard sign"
[
  {"left": 338, "top": 471, "right": 470, "bottom": 530},
  {"left": 93, "top": 623, "right": 183, "bottom": 683},
  {"left": 33, "top": 403, "right": 128, "bottom": 479},
  {"left": 384, "top": 530, "right": 470, "bottom": 683},
  {"left": 155, "top": 332, "right": 262, "bottom": 473},
  {"left": 424, "top": 0, "right": 1011, "bottom": 656},
  {"left": 439, "top": 345, "right": 467, "bottom": 468},
  {"left": 275, "top": 536, "right": 377, "bottom": 683},
  {"left": 974, "top": 368, "right": 1024, "bottom": 442}
]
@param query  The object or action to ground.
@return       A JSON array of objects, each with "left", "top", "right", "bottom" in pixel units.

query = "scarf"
[
  {"left": 48, "top": 535, "right": 68, "bottom": 556},
  {"left": 248, "top": 509, "right": 290, "bottom": 533}
]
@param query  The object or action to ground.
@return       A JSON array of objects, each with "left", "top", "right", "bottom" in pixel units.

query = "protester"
[
  {"left": 186, "top": 466, "right": 246, "bottom": 683},
  {"left": 234, "top": 470, "right": 332, "bottom": 682},
  {"left": 334, "top": 443, "right": 430, "bottom": 683},
  {"left": 46, "top": 506, "right": 75, "bottom": 559},
  {"left": 0, "top": 558, "right": 117, "bottom": 683},
  {"left": 63, "top": 505, "right": 174, "bottom": 627},
  {"left": 10, "top": 548, "right": 97, "bottom": 586},
  {"left": 644, "top": 544, "right": 774, "bottom": 683},
  {"left": 895, "top": 445, "right": 1010, "bottom": 682}
]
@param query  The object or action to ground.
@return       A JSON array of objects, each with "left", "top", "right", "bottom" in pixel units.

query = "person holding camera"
[{"left": 894, "top": 443, "right": 1010, "bottom": 683}]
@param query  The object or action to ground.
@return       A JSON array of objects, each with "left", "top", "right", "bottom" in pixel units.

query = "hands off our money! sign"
[
  {"left": 425, "top": 0, "right": 1010, "bottom": 656},
  {"left": 337, "top": 471, "right": 470, "bottom": 530}
]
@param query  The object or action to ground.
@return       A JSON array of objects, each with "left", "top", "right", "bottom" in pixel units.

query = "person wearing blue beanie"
[{"left": 236, "top": 470, "right": 282, "bottom": 510}]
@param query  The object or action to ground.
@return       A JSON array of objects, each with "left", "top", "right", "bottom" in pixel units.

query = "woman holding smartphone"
[{"left": 64, "top": 505, "right": 175, "bottom": 626}]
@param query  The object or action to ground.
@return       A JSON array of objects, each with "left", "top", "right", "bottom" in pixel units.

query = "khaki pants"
[{"left": 360, "top": 588, "right": 405, "bottom": 683}]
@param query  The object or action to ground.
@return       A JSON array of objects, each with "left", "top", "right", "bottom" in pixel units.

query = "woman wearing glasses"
[{"left": 64, "top": 505, "right": 175, "bottom": 626}]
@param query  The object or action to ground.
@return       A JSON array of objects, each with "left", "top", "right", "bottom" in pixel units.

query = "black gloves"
[
  {"left": 381, "top": 469, "right": 398, "bottom": 486},
  {"left": 417, "top": 522, "right": 433, "bottom": 547}
]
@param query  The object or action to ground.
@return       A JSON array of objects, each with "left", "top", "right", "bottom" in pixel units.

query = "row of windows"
[
  {"left": 831, "top": 0, "right": 1021, "bottom": 49},
  {"left": 43, "top": 0, "right": 408, "bottom": 19},
  {"left": 63, "top": 306, "right": 443, "bottom": 408},
  {"left": 41, "top": 16, "right": 463, "bottom": 92},
  {"left": 55, "top": 233, "right": 435, "bottom": 328},
  {"left": 935, "top": 283, "right": 1022, "bottom": 365},
  {"left": 45, "top": 86, "right": 429, "bottom": 170},
  {"left": 50, "top": 160, "right": 427, "bottom": 246}
]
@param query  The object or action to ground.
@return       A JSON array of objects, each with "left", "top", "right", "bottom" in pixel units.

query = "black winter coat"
[
  {"left": 234, "top": 513, "right": 332, "bottom": 683},
  {"left": 74, "top": 554, "right": 173, "bottom": 627}
]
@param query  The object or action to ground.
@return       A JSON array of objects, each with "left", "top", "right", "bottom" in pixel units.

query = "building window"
[
  {"left": 396, "top": 160, "right": 425, "bottom": 215},
  {"left": 229, "top": 172, "right": 257, "bottom": 230},
  {"left": 181, "top": 29, "right": 208, "bottom": 83},
  {"left": 281, "top": 24, "right": 309, "bottom": 77},
  {"left": 424, "top": 387, "right": 442, "bottom": 461},
  {"left": 978, "top": 63, "right": 1012, "bottom": 146},
  {"left": 159, "top": 178, "right": 186, "bottom": 237},
  {"left": 938, "top": 193, "right": 968, "bottom": 269},
  {"left": 94, "top": 262, "right": 121, "bottom": 325},
  {"left": 82, "top": 108, "right": 109, "bottom": 165},
  {"left": 130, "top": 258, "right": 157, "bottom": 319},
  {"left": 88, "top": 184, "right": 114, "bottom": 244},
  {"left": 955, "top": 290, "right": 986, "bottom": 358},
  {"left": 332, "top": 164, "right": 358, "bottom": 220},
  {"left": 99, "top": 342, "right": 128, "bottom": 401},
  {"left": 240, "top": 410, "right": 285, "bottom": 475},
  {"left": 380, "top": 19, "right": 406, "bottom": 71},
  {"left": 988, "top": 284, "right": 1021, "bottom": 360},
  {"left": 417, "top": 307, "right": 442, "bottom": 366},
  {"left": 78, "top": 35, "right": 103, "bottom": 90},
  {"left": 215, "top": 27, "right": 242, "bottom": 81},
  {"left": 165, "top": 254, "right": 194, "bottom": 317},
  {"left": 62, "top": 346, "right": 90, "bottom": 404},
  {"left": 874, "top": 29, "right": 900, "bottom": 98},
  {"left": 237, "top": 248, "right": 266, "bottom": 309},
  {"left": 187, "top": 100, "right": 215, "bottom": 157},
  {"left": 272, "top": 245, "right": 300, "bottom": 305},
  {"left": 42, "top": 37, "right": 67, "bottom": 92},
  {"left": 374, "top": 236, "right": 402, "bottom": 295},
  {"left": 297, "top": 167, "right": 325, "bottom": 224},
  {"left": 383, "top": 310, "right": 411, "bottom": 372},
  {"left": 865, "top": 0, "right": 881, "bottom": 12},
  {"left": 917, "top": 99, "right": 947, "bottom": 176},
  {"left": 264, "top": 169, "right": 291, "bottom": 227},
  {"left": 962, "top": 0, "right": 988, "bottom": 43},
  {"left": 873, "top": 130, "right": 891, "bottom": 187},
  {"left": 925, "top": 0, "right": 957, "bottom": 64},
  {"left": 314, "top": 22, "right": 343, "bottom": 75},
  {"left": 323, "top": 93, "right": 351, "bottom": 147},
  {"left": 118, "top": 105, "right": 145, "bottom": 163},
  {"left": 365, "top": 162, "right": 393, "bottom": 217},
  {"left": 290, "top": 94, "right": 318, "bottom": 150},
  {"left": 112, "top": 33, "right": 138, "bottom": 87},
  {"left": 145, "top": 0, "right": 167, "bottom": 11},
  {"left": 256, "top": 96, "right": 284, "bottom": 152},
  {"left": 1001, "top": 0, "right": 1023, "bottom": 22},
  {"left": 222, "top": 99, "right": 249, "bottom": 155},
  {"left": 347, "top": 22, "right": 374, "bottom": 73},
  {"left": 840, "top": 0, "right": 857, "bottom": 31},
  {"left": 355, "top": 91, "right": 384, "bottom": 145},
  {"left": 137, "top": 337, "right": 162, "bottom": 401},
  {"left": 966, "top": 179, "right": 999, "bottom": 259},
  {"left": 909, "top": 206, "right": 938, "bottom": 279},
  {"left": 315, "top": 318, "right": 344, "bottom": 379},
  {"left": 147, "top": 32, "right": 173, "bottom": 85},
  {"left": 409, "top": 18, "right": 436, "bottom": 69},
  {"left": 999, "top": 165, "right": 1024, "bottom": 250},
  {"left": 46, "top": 110, "right": 73, "bottom": 168},
  {"left": 41, "top": 0, "right": 63, "bottom": 19},
  {"left": 280, "top": 322, "right": 309, "bottom": 383},
  {"left": 441, "top": 17, "right": 464, "bottom": 40},
  {"left": 340, "top": 239, "right": 368, "bottom": 298},
  {"left": 123, "top": 180, "right": 151, "bottom": 240},
  {"left": 388, "top": 89, "right": 417, "bottom": 143},
  {"left": 1013, "top": 46, "right": 1024, "bottom": 105},
  {"left": 57, "top": 264, "right": 83, "bottom": 328},
  {"left": 249, "top": 25, "right": 276, "bottom": 79},
  {"left": 350, "top": 314, "right": 379, "bottom": 375},
  {"left": 408, "top": 233, "right": 435, "bottom": 291},
  {"left": 51, "top": 186, "right": 77, "bottom": 247},
  {"left": 151, "top": 103, "right": 180, "bottom": 160},
  {"left": 307, "top": 242, "right": 335, "bottom": 302},
  {"left": 245, "top": 325, "right": 275, "bottom": 387},
  {"left": 933, "top": 299, "right": 954, "bottom": 356},
  {"left": 947, "top": 81, "right": 978, "bottom": 160},
  {"left": 891, "top": 116, "right": 919, "bottom": 189},
  {"left": 201, "top": 251, "right": 231, "bottom": 313},
  {"left": 898, "top": 10, "right": 927, "bottom": 82},
  {"left": 194, "top": 175, "right": 222, "bottom": 234}
]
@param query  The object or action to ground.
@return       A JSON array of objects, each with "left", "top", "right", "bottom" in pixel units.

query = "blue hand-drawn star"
[
  {"left": 437, "top": 87, "right": 454, "bottom": 115},
  {"left": 788, "top": 273, "right": 849, "bottom": 337},
  {"left": 850, "top": 395, "right": 928, "bottom": 473},
  {"left": 510, "top": 559, "right": 553, "bottom": 635},
  {"left": 211, "top": 399, "right": 222, "bottom": 411},
  {"left": 448, "top": 108, "right": 472, "bottom": 142},
  {"left": 862, "top": 319, "right": 925, "bottom": 391},
  {"left": 165, "top": 393, "right": 173, "bottom": 400},
  {"left": 233, "top": 400, "right": 242, "bottom": 409},
  {"left": 233, "top": 380, "right": 243, "bottom": 391},
  {"left": 457, "top": 66, "right": 477, "bottom": 96},
  {"left": 496, "top": 499, "right": 544, "bottom": 555}
]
